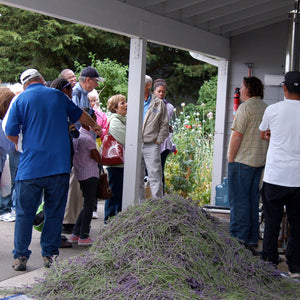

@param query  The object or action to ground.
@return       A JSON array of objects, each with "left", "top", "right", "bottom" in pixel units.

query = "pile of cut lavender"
[{"left": 8, "top": 196, "right": 300, "bottom": 299}]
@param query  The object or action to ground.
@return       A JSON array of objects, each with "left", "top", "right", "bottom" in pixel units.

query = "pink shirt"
[
  {"left": 95, "top": 110, "right": 108, "bottom": 139},
  {"left": 73, "top": 127, "right": 99, "bottom": 181}
]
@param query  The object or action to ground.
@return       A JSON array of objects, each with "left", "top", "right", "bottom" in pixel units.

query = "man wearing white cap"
[{"left": 5, "top": 68, "right": 102, "bottom": 271}]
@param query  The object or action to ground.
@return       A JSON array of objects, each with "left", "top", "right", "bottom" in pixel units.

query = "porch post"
[
  {"left": 122, "top": 37, "right": 147, "bottom": 210},
  {"left": 211, "top": 59, "right": 229, "bottom": 205}
]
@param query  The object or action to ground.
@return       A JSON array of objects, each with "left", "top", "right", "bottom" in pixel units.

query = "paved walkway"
[{"left": 0, "top": 200, "right": 105, "bottom": 298}]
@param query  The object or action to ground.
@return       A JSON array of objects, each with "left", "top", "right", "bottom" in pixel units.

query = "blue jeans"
[
  {"left": 73, "top": 177, "right": 98, "bottom": 239},
  {"left": 9, "top": 150, "right": 20, "bottom": 209},
  {"left": 104, "top": 167, "right": 124, "bottom": 222},
  {"left": 0, "top": 194, "right": 12, "bottom": 215},
  {"left": 13, "top": 173, "right": 70, "bottom": 259},
  {"left": 0, "top": 150, "right": 20, "bottom": 214},
  {"left": 228, "top": 162, "right": 263, "bottom": 244}
]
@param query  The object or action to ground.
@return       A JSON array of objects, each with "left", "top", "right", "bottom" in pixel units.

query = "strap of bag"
[
  {"left": 99, "top": 164, "right": 105, "bottom": 174},
  {"left": 104, "top": 122, "right": 110, "bottom": 136}
]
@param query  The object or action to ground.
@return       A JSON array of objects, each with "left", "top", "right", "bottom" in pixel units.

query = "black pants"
[
  {"left": 161, "top": 149, "right": 171, "bottom": 194},
  {"left": 262, "top": 182, "right": 300, "bottom": 273},
  {"left": 73, "top": 177, "right": 98, "bottom": 239}
]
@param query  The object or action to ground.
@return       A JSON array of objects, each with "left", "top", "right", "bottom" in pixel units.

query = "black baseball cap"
[
  {"left": 282, "top": 71, "right": 300, "bottom": 87},
  {"left": 80, "top": 66, "right": 105, "bottom": 82}
]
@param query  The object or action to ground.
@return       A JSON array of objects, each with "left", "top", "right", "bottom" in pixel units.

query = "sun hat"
[
  {"left": 20, "top": 69, "right": 42, "bottom": 85},
  {"left": 80, "top": 66, "right": 105, "bottom": 82}
]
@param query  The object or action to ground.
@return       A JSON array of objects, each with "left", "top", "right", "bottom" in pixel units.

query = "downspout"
[{"left": 285, "top": 0, "right": 300, "bottom": 72}]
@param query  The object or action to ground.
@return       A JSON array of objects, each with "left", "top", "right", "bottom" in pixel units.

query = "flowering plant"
[{"left": 165, "top": 103, "right": 214, "bottom": 205}]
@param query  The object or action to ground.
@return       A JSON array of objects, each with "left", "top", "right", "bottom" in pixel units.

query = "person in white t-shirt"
[{"left": 259, "top": 70, "right": 300, "bottom": 278}]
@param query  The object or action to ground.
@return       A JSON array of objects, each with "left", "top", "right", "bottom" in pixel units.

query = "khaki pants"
[
  {"left": 139, "top": 143, "right": 163, "bottom": 201},
  {"left": 63, "top": 168, "right": 84, "bottom": 224}
]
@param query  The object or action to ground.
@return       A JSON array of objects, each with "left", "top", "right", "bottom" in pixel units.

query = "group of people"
[
  {"left": 227, "top": 71, "right": 300, "bottom": 278},
  {"left": 4, "top": 63, "right": 298, "bottom": 279},
  {"left": 0, "top": 65, "right": 175, "bottom": 271}
]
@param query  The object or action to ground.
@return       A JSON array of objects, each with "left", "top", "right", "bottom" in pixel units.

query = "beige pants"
[{"left": 63, "top": 168, "right": 84, "bottom": 224}]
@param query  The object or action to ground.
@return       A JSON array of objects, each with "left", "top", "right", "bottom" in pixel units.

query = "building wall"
[{"left": 221, "top": 21, "right": 288, "bottom": 179}]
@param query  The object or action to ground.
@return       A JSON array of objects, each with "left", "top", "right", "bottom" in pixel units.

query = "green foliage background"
[
  {"left": 0, "top": 4, "right": 217, "bottom": 106},
  {"left": 0, "top": 4, "right": 219, "bottom": 202}
]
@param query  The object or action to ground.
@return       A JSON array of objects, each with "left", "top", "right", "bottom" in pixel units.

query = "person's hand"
[
  {"left": 91, "top": 124, "right": 102, "bottom": 136},
  {"left": 264, "top": 130, "right": 271, "bottom": 141}
]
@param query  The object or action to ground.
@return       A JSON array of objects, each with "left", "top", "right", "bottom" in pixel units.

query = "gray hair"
[
  {"left": 145, "top": 75, "right": 153, "bottom": 86},
  {"left": 24, "top": 76, "right": 44, "bottom": 88},
  {"left": 78, "top": 76, "right": 87, "bottom": 83}
]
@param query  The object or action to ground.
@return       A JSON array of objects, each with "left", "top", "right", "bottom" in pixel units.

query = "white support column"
[
  {"left": 210, "top": 59, "right": 229, "bottom": 205},
  {"left": 122, "top": 37, "right": 147, "bottom": 210}
]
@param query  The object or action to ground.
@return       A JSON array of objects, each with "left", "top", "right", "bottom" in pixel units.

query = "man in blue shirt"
[
  {"left": 72, "top": 66, "right": 105, "bottom": 109},
  {"left": 5, "top": 69, "right": 102, "bottom": 271}
]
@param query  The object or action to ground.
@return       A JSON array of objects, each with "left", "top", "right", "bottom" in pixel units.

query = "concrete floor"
[{"left": 0, "top": 200, "right": 105, "bottom": 294}]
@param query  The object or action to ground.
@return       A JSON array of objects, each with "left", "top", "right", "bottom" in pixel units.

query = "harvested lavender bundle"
[{"left": 7, "top": 195, "right": 300, "bottom": 299}]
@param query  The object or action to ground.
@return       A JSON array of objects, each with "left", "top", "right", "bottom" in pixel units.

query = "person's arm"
[
  {"left": 109, "top": 118, "right": 126, "bottom": 146},
  {"left": 90, "top": 148, "right": 102, "bottom": 165},
  {"left": 228, "top": 130, "right": 244, "bottom": 162},
  {"left": 6, "top": 135, "right": 18, "bottom": 145},
  {"left": 156, "top": 103, "right": 169, "bottom": 145},
  {"left": 260, "top": 130, "right": 270, "bottom": 141},
  {"left": 78, "top": 110, "right": 102, "bottom": 136}
]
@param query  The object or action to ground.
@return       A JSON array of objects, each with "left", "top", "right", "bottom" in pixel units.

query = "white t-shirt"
[{"left": 259, "top": 99, "right": 300, "bottom": 187}]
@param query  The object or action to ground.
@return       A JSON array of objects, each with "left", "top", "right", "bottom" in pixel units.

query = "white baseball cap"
[{"left": 20, "top": 69, "right": 42, "bottom": 85}]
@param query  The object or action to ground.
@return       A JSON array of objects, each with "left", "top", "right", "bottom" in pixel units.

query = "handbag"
[
  {"left": 97, "top": 166, "right": 113, "bottom": 199},
  {"left": 101, "top": 122, "right": 124, "bottom": 166}
]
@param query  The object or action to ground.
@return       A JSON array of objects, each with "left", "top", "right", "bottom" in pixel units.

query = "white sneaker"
[
  {"left": 0, "top": 212, "right": 16, "bottom": 222},
  {"left": 92, "top": 211, "right": 99, "bottom": 219}
]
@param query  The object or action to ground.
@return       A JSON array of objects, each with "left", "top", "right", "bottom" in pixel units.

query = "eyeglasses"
[{"left": 90, "top": 78, "right": 99, "bottom": 84}]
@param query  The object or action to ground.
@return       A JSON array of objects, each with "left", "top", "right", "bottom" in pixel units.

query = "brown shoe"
[
  {"left": 12, "top": 257, "right": 28, "bottom": 271},
  {"left": 43, "top": 255, "right": 58, "bottom": 268},
  {"left": 60, "top": 236, "right": 72, "bottom": 248}
]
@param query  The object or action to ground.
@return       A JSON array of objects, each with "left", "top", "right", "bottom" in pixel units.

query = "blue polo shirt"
[
  {"left": 143, "top": 94, "right": 152, "bottom": 120},
  {"left": 5, "top": 83, "right": 83, "bottom": 181}
]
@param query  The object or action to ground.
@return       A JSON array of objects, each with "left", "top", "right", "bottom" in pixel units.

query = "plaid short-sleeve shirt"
[{"left": 229, "top": 97, "right": 268, "bottom": 167}]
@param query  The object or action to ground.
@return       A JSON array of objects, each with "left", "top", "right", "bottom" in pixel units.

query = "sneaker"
[
  {"left": 69, "top": 234, "right": 79, "bottom": 244},
  {"left": 43, "top": 255, "right": 58, "bottom": 268},
  {"left": 12, "top": 257, "right": 28, "bottom": 271},
  {"left": 92, "top": 211, "right": 99, "bottom": 219},
  {"left": 78, "top": 237, "right": 94, "bottom": 246},
  {"left": 1, "top": 212, "right": 16, "bottom": 222},
  {"left": 288, "top": 272, "right": 300, "bottom": 278}
]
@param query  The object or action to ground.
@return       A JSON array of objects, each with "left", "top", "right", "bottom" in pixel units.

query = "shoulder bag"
[{"left": 101, "top": 122, "right": 124, "bottom": 166}]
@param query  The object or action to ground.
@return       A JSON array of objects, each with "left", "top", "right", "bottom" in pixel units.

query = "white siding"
[{"left": 217, "top": 21, "right": 288, "bottom": 184}]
